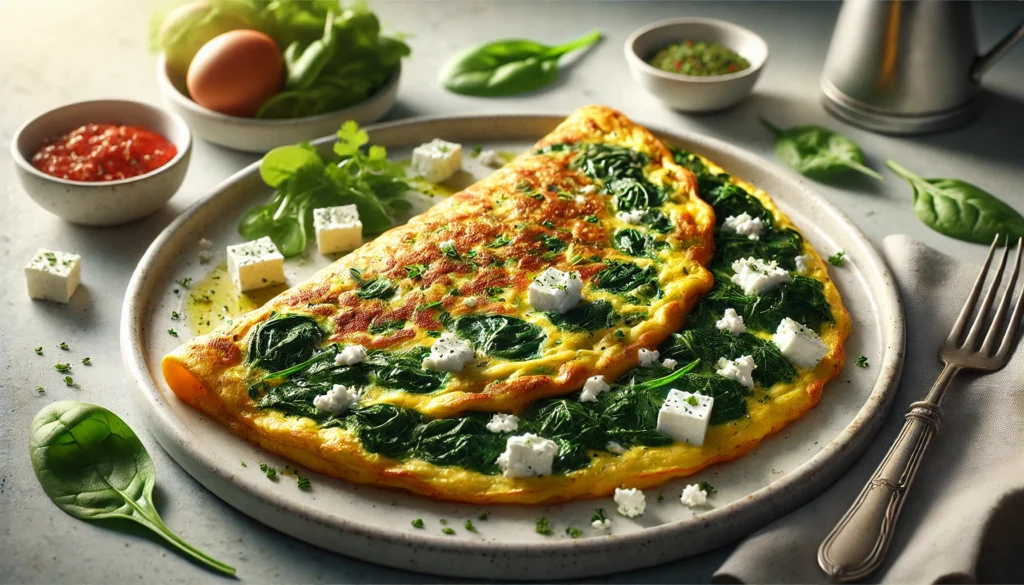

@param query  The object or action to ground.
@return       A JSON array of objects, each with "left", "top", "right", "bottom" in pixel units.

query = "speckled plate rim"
[{"left": 120, "top": 113, "right": 905, "bottom": 580}]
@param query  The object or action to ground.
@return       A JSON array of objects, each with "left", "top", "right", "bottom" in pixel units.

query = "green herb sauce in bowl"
[{"left": 650, "top": 40, "right": 750, "bottom": 76}]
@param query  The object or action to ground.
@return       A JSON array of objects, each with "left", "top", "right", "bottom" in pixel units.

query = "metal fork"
[{"left": 818, "top": 234, "right": 1024, "bottom": 583}]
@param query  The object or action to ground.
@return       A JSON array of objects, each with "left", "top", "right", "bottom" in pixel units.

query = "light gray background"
[{"left": 1, "top": 1, "right": 1022, "bottom": 583}]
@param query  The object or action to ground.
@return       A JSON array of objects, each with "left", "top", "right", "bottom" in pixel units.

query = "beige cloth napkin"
[{"left": 714, "top": 235, "right": 1024, "bottom": 584}]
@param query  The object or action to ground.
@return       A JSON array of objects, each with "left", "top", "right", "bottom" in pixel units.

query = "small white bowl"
[
  {"left": 157, "top": 56, "right": 401, "bottom": 153},
  {"left": 11, "top": 99, "right": 192, "bottom": 226},
  {"left": 625, "top": 18, "right": 768, "bottom": 112}
]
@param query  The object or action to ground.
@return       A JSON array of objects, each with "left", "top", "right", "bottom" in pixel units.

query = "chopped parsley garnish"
[
  {"left": 699, "top": 481, "right": 717, "bottom": 495},
  {"left": 44, "top": 252, "right": 57, "bottom": 265},
  {"left": 171, "top": 311, "right": 181, "bottom": 320},
  {"left": 439, "top": 241, "right": 461, "bottom": 260},
  {"left": 478, "top": 511, "right": 489, "bottom": 521},
  {"left": 36, "top": 386, "right": 44, "bottom": 393},
  {"left": 168, "top": 329, "right": 179, "bottom": 337},
  {"left": 486, "top": 235, "right": 512, "bottom": 248},
  {"left": 828, "top": 250, "right": 846, "bottom": 266},
  {"left": 54, "top": 363, "right": 71, "bottom": 373},
  {"left": 439, "top": 519, "right": 448, "bottom": 525},
  {"left": 686, "top": 395, "right": 699, "bottom": 407},
  {"left": 63, "top": 376, "right": 75, "bottom": 387},
  {"left": 58, "top": 342, "right": 69, "bottom": 351},
  {"left": 614, "top": 330, "right": 626, "bottom": 339},
  {"left": 174, "top": 277, "right": 193, "bottom": 288},
  {"left": 584, "top": 215, "right": 600, "bottom": 224},
  {"left": 81, "top": 357, "right": 91, "bottom": 365},
  {"left": 856, "top": 355, "right": 869, "bottom": 368},
  {"left": 404, "top": 264, "right": 428, "bottom": 279},
  {"left": 296, "top": 473, "right": 311, "bottom": 490},
  {"left": 565, "top": 526, "right": 583, "bottom": 539},
  {"left": 240, "top": 461, "right": 247, "bottom": 467},
  {"left": 535, "top": 517, "right": 553, "bottom": 536},
  {"left": 418, "top": 300, "right": 444, "bottom": 311},
  {"left": 411, "top": 518, "right": 425, "bottom": 528},
  {"left": 34, "top": 346, "right": 43, "bottom": 355},
  {"left": 470, "top": 145, "right": 482, "bottom": 157},
  {"left": 442, "top": 527, "right": 456, "bottom": 535},
  {"left": 464, "top": 520, "right": 476, "bottom": 532},
  {"left": 591, "top": 508, "right": 608, "bottom": 523},
  {"left": 259, "top": 463, "right": 277, "bottom": 479},
  {"left": 657, "top": 494, "right": 665, "bottom": 503}
]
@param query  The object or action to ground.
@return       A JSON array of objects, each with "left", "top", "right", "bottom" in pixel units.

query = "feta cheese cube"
[
  {"left": 662, "top": 358, "right": 678, "bottom": 370},
  {"left": 313, "top": 384, "right": 359, "bottom": 415},
  {"left": 477, "top": 149, "right": 504, "bottom": 168},
  {"left": 486, "top": 413, "right": 519, "bottom": 434},
  {"left": 722, "top": 213, "right": 765, "bottom": 240},
  {"left": 579, "top": 375, "right": 610, "bottom": 402},
  {"left": 794, "top": 254, "right": 811, "bottom": 275},
  {"left": 657, "top": 389, "right": 714, "bottom": 446},
  {"left": 528, "top": 267, "right": 584, "bottom": 313},
  {"left": 334, "top": 344, "right": 367, "bottom": 366},
  {"left": 313, "top": 205, "right": 363, "bottom": 255},
  {"left": 638, "top": 348, "right": 660, "bottom": 366},
  {"left": 606, "top": 441, "right": 627, "bottom": 455},
  {"left": 411, "top": 139, "right": 462, "bottom": 183},
  {"left": 614, "top": 487, "right": 646, "bottom": 517},
  {"left": 731, "top": 257, "right": 791, "bottom": 295},
  {"left": 496, "top": 433, "right": 558, "bottom": 478},
  {"left": 773, "top": 317, "right": 829, "bottom": 369},
  {"left": 616, "top": 209, "right": 645, "bottom": 224},
  {"left": 227, "top": 237, "right": 285, "bottom": 292},
  {"left": 25, "top": 249, "right": 81, "bottom": 303},
  {"left": 715, "top": 308, "right": 747, "bottom": 335},
  {"left": 422, "top": 333, "right": 474, "bottom": 372},
  {"left": 463, "top": 297, "right": 478, "bottom": 308},
  {"left": 716, "top": 355, "right": 756, "bottom": 389},
  {"left": 680, "top": 483, "right": 708, "bottom": 507}
]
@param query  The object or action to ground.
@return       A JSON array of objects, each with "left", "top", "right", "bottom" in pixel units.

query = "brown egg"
[{"left": 186, "top": 30, "right": 283, "bottom": 118}]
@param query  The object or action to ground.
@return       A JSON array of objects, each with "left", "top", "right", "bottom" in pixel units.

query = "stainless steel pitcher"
[{"left": 821, "top": 0, "right": 1024, "bottom": 135}]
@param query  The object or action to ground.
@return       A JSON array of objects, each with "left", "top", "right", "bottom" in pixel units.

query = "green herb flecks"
[
  {"left": 412, "top": 518, "right": 425, "bottom": 528},
  {"left": 535, "top": 517, "right": 553, "bottom": 536},
  {"left": 442, "top": 527, "right": 456, "bottom": 535},
  {"left": 259, "top": 463, "right": 277, "bottom": 479},
  {"left": 34, "top": 346, "right": 43, "bottom": 355},
  {"left": 58, "top": 342, "right": 70, "bottom": 351},
  {"left": 54, "top": 363, "right": 71, "bottom": 374},
  {"left": 856, "top": 355, "right": 869, "bottom": 368},
  {"left": 650, "top": 39, "right": 750, "bottom": 76},
  {"left": 828, "top": 250, "right": 846, "bottom": 266},
  {"left": 565, "top": 526, "right": 583, "bottom": 538},
  {"left": 81, "top": 357, "right": 91, "bottom": 365}
]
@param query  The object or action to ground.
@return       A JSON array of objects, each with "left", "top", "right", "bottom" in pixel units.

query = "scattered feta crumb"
[
  {"left": 25, "top": 249, "right": 81, "bottom": 303},
  {"left": 616, "top": 209, "right": 645, "bottom": 224},
  {"left": 773, "top": 317, "right": 829, "bottom": 369},
  {"left": 715, "top": 308, "right": 747, "bottom": 335},
  {"left": 463, "top": 297, "right": 478, "bottom": 308},
  {"left": 335, "top": 344, "right": 367, "bottom": 366},
  {"left": 579, "top": 375, "right": 610, "bottom": 402},
  {"left": 422, "top": 333, "right": 474, "bottom": 372},
  {"left": 486, "top": 413, "right": 519, "bottom": 433},
  {"left": 722, "top": 213, "right": 764, "bottom": 240},
  {"left": 794, "top": 254, "right": 811, "bottom": 275},
  {"left": 680, "top": 483, "right": 708, "bottom": 507},
  {"left": 313, "top": 205, "right": 363, "bottom": 255},
  {"left": 528, "top": 267, "right": 584, "bottom": 313},
  {"left": 731, "top": 257, "right": 791, "bottom": 295},
  {"left": 198, "top": 238, "right": 213, "bottom": 249},
  {"left": 226, "top": 237, "right": 285, "bottom": 292},
  {"left": 496, "top": 433, "right": 558, "bottom": 478},
  {"left": 198, "top": 250, "right": 213, "bottom": 263},
  {"left": 662, "top": 358, "right": 678, "bottom": 370},
  {"left": 716, "top": 355, "right": 756, "bottom": 388},
  {"left": 313, "top": 384, "right": 359, "bottom": 415},
  {"left": 578, "top": 184, "right": 596, "bottom": 195},
  {"left": 606, "top": 441, "right": 627, "bottom": 455},
  {"left": 592, "top": 518, "right": 611, "bottom": 530},
  {"left": 614, "top": 488, "right": 646, "bottom": 517},
  {"left": 638, "top": 348, "right": 660, "bottom": 366},
  {"left": 657, "top": 389, "right": 714, "bottom": 446},
  {"left": 477, "top": 149, "right": 504, "bottom": 168},
  {"left": 411, "top": 139, "right": 462, "bottom": 183}
]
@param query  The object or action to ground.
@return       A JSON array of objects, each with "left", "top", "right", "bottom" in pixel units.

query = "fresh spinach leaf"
[
  {"left": 564, "top": 143, "right": 648, "bottom": 183},
  {"left": 613, "top": 229, "right": 666, "bottom": 257},
  {"left": 660, "top": 328, "right": 796, "bottom": 389},
  {"left": 368, "top": 319, "right": 406, "bottom": 335},
  {"left": 346, "top": 404, "right": 421, "bottom": 457},
  {"left": 640, "top": 209, "right": 675, "bottom": 234},
  {"left": 702, "top": 277, "right": 833, "bottom": 332},
  {"left": 452, "top": 315, "right": 544, "bottom": 360},
  {"left": 412, "top": 416, "right": 505, "bottom": 473},
  {"left": 609, "top": 178, "right": 666, "bottom": 211},
  {"left": 887, "top": 160, "right": 1024, "bottom": 244},
  {"left": 246, "top": 313, "right": 325, "bottom": 372},
  {"left": 439, "top": 30, "right": 601, "bottom": 97},
  {"left": 545, "top": 300, "right": 617, "bottom": 332},
  {"left": 351, "top": 269, "right": 397, "bottom": 301},
  {"left": 592, "top": 261, "right": 661, "bottom": 299},
  {"left": 29, "top": 402, "right": 235, "bottom": 575},
  {"left": 761, "top": 119, "right": 882, "bottom": 181},
  {"left": 365, "top": 347, "right": 448, "bottom": 394}
]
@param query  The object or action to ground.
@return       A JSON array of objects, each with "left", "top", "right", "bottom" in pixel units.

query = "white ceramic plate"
[{"left": 120, "top": 114, "right": 904, "bottom": 580}]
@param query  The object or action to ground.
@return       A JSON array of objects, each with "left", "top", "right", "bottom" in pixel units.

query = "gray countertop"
[{"left": 1, "top": 1, "right": 1022, "bottom": 583}]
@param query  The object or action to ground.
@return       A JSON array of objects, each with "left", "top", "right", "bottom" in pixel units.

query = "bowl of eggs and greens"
[{"left": 153, "top": 0, "right": 408, "bottom": 152}]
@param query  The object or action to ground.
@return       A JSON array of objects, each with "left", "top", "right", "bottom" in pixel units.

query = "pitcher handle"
[{"left": 972, "top": 20, "right": 1024, "bottom": 81}]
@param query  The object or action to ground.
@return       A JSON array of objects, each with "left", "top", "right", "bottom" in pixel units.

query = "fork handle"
[{"left": 817, "top": 399, "right": 944, "bottom": 582}]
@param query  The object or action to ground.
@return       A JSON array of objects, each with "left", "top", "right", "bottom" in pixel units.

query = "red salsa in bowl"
[{"left": 31, "top": 123, "right": 178, "bottom": 182}]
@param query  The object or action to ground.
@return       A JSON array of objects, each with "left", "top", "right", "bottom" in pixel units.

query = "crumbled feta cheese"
[
  {"left": 486, "top": 413, "right": 520, "bottom": 433},
  {"left": 592, "top": 518, "right": 612, "bottom": 530},
  {"left": 496, "top": 433, "right": 558, "bottom": 478},
  {"left": 25, "top": 249, "right": 81, "bottom": 303},
  {"left": 226, "top": 237, "right": 286, "bottom": 292},
  {"left": 716, "top": 355, "right": 756, "bottom": 389},
  {"left": 614, "top": 488, "right": 646, "bottom": 517},
  {"left": 313, "top": 205, "right": 363, "bottom": 255},
  {"left": 715, "top": 308, "right": 747, "bottom": 335},
  {"left": 198, "top": 250, "right": 213, "bottom": 263},
  {"left": 528, "top": 267, "right": 584, "bottom": 313},
  {"left": 463, "top": 297, "right": 478, "bottom": 308},
  {"left": 477, "top": 149, "right": 504, "bottom": 168},
  {"left": 773, "top": 317, "right": 829, "bottom": 369},
  {"left": 662, "top": 358, "right": 678, "bottom": 370},
  {"left": 731, "top": 257, "right": 791, "bottom": 295},
  {"left": 680, "top": 483, "right": 708, "bottom": 507},
  {"left": 411, "top": 139, "right": 462, "bottom": 183},
  {"left": 198, "top": 238, "right": 213, "bottom": 249},
  {"left": 422, "top": 333, "right": 474, "bottom": 372},
  {"left": 579, "top": 375, "right": 611, "bottom": 402},
  {"left": 794, "top": 254, "right": 811, "bottom": 275},
  {"left": 334, "top": 344, "right": 367, "bottom": 366},
  {"left": 578, "top": 184, "right": 596, "bottom": 195},
  {"left": 313, "top": 384, "right": 359, "bottom": 415},
  {"left": 638, "top": 348, "right": 660, "bottom": 366},
  {"left": 722, "top": 213, "right": 765, "bottom": 240},
  {"left": 616, "top": 209, "right": 645, "bottom": 224},
  {"left": 657, "top": 389, "right": 714, "bottom": 446},
  {"left": 606, "top": 441, "right": 627, "bottom": 455}
]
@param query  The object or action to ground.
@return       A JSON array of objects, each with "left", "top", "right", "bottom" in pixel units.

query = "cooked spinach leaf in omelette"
[{"left": 162, "top": 106, "right": 849, "bottom": 504}]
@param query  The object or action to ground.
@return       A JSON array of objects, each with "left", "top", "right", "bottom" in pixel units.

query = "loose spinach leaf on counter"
[
  {"left": 761, "top": 119, "right": 882, "bottom": 181},
  {"left": 452, "top": 315, "right": 545, "bottom": 360},
  {"left": 887, "top": 160, "right": 1024, "bottom": 244},
  {"left": 29, "top": 402, "right": 235, "bottom": 575},
  {"left": 439, "top": 29, "right": 602, "bottom": 97},
  {"left": 246, "top": 313, "right": 325, "bottom": 373}
]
